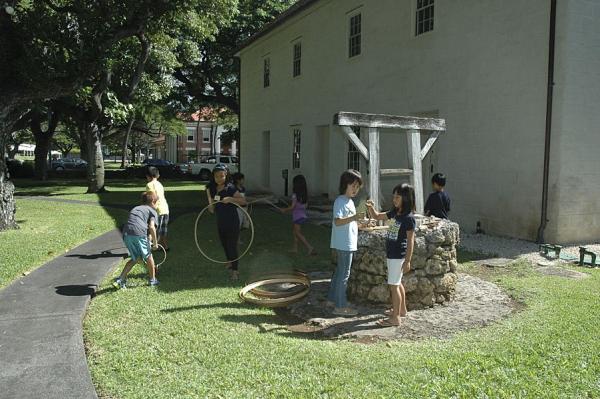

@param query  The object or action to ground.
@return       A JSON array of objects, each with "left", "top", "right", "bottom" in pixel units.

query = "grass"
[
  {"left": 12, "top": 178, "right": 203, "bottom": 208},
  {"left": 84, "top": 202, "right": 600, "bottom": 397},
  {"left": 0, "top": 199, "right": 127, "bottom": 288}
]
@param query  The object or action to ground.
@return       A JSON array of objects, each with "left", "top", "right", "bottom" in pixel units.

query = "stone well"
[{"left": 347, "top": 216, "right": 460, "bottom": 310}]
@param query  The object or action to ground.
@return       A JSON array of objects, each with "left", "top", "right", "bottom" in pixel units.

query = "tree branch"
[{"left": 126, "top": 33, "right": 151, "bottom": 101}]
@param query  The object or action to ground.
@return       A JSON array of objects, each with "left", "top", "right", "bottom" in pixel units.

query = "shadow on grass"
[{"left": 161, "top": 302, "right": 250, "bottom": 313}]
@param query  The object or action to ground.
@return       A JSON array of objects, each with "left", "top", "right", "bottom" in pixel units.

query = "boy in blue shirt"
[
  {"left": 424, "top": 173, "right": 450, "bottom": 219},
  {"left": 113, "top": 192, "right": 160, "bottom": 289}
]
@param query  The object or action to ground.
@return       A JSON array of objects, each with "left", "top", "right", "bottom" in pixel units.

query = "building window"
[
  {"left": 292, "top": 42, "right": 301, "bottom": 77},
  {"left": 263, "top": 58, "right": 270, "bottom": 87},
  {"left": 349, "top": 13, "right": 361, "bottom": 58},
  {"left": 202, "top": 128, "right": 211, "bottom": 143},
  {"left": 187, "top": 127, "right": 195, "bottom": 142},
  {"left": 416, "top": 0, "right": 434, "bottom": 36},
  {"left": 347, "top": 127, "right": 361, "bottom": 171},
  {"left": 292, "top": 129, "right": 301, "bottom": 169}
]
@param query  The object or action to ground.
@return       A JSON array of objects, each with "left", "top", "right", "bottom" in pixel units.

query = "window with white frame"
[
  {"left": 292, "top": 42, "right": 301, "bottom": 77},
  {"left": 416, "top": 0, "right": 434, "bottom": 36},
  {"left": 348, "top": 13, "right": 361, "bottom": 58},
  {"left": 347, "top": 126, "right": 361, "bottom": 171},
  {"left": 263, "top": 57, "right": 270, "bottom": 87},
  {"left": 292, "top": 129, "right": 301, "bottom": 169},
  {"left": 202, "top": 128, "right": 211, "bottom": 143},
  {"left": 186, "top": 127, "right": 195, "bottom": 142}
]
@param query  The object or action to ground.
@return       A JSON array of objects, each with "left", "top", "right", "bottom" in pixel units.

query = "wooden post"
[
  {"left": 407, "top": 129, "right": 423, "bottom": 214},
  {"left": 368, "top": 127, "right": 380, "bottom": 209}
]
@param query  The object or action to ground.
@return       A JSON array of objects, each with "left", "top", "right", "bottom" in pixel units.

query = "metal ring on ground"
[
  {"left": 239, "top": 276, "right": 311, "bottom": 308},
  {"left": 194, "top": 199, "right": 255, "bottom": 264},
  {"left": 248, "top": 271, "right": 309, "bottom": 298}
]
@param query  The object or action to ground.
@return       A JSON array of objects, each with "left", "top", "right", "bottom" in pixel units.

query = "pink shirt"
[{"left": 292, "top": 194, "right": 307, "bottom": 222}]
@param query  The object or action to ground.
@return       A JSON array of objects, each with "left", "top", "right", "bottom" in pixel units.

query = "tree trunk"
[
  {"left": 33, "top": 133, "right": 52, "bottom": 180},
  {"left": 120, "top": 118, "right": 134, "bottom": 168},
  {"left": 85, "top": 123, "right": 106, "bottom": 193},
  {"left": 7, "top": 142, "right": 21, "bottom": 158},
  {"left": 0, "top": 135, "right": 18, "bottom": 231}
]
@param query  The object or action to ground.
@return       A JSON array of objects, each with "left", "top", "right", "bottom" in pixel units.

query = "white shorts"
[{"left": 387, "top": 258, "right": 405, "bottom": 285}]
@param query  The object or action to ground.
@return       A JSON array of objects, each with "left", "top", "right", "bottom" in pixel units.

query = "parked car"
[
  {"left": 174, "top": 162, "right": 190, "bottom": 175},
  {"left": 142, "top": 158, "right": 174, "bottom": 167},
  {"left": 187, "top": 155, "right": 239, "bottom": 180},
  {"left": 51, "top": 158, "right": 87, "bottom": 171},
  {"left": 127, "top": 158, "right": 179, "bottom": 178}
]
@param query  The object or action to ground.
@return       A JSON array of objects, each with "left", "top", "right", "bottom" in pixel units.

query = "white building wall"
[
  {"left": 240, "top": 0, "right": 552, "bottom": 240},
  {"left": 546, "top": 0, "right": 600, "bottom": 243}
]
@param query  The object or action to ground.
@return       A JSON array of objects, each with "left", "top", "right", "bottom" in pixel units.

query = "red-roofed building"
[{"left": 148, "top": 108, "right": 237, "bottom": 163}]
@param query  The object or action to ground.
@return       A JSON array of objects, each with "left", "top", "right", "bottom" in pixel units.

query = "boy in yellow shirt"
[{"left": 145, "top": 166, "right": 170, "bottom": 251}]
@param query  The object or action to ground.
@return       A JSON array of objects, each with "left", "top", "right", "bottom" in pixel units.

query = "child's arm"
[
  {"left": 334, "top": 211, "right": 365, "bottom": 226},
  {"left": 280, "top": 198, "right": 295, "bottom": 213},
  {"left": 148, "top": 219, "right": 158, "bottom": 249},
  {"left": 206, "top": 190, "right": 215, "bottom": 214},
  {"left": 365, "top": 200, "right": 389, "bottom": 221},
  {"left": 403, "top": 229, "right": 415, "bottom": 273},
  {"left": 222, "top": 191, "right": 247, "bottom": 206}
]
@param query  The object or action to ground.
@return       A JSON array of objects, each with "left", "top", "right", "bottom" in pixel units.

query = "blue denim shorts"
[
  {"left": 293, "top": 217, "right": 308, "bottom": 225},
  {"left": 123, "top": 234, "right": 151, "bottom": 262}
]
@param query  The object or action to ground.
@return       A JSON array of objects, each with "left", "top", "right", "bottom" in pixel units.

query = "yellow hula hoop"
[{"left": 194, "top": 199, "right": 255, "bottom": 264}]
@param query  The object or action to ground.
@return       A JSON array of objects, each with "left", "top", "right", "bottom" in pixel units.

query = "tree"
[
  {"left": 6, "top": 129, "right": 32, "bottom": 159},
  {"left": 52, "top": 125, "right": 79, "bottom": 159},
  {"left": 0, "top": 0, "right": 238, "bottom": 226},
  {"left": 173, "top": 0, "right": 297, "bottom": 114}
]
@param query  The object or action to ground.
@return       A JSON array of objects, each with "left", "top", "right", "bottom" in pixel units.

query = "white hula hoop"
[
  {"left": 194, "top": 199, "right": 255, "bottom": 264},
  {"left": 154, "top": 244, "right": 167, "bottom": 269}
]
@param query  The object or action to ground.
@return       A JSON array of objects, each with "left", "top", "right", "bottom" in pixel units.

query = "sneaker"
[
  {"left": 149, "top": 278, "right": 159, "bottom": 286},
  {"left": 332, "top": 307, "right": 359, "bottom": 317},
  {"left": 112, "top": 278, "right": 126, "bottom": 289}
]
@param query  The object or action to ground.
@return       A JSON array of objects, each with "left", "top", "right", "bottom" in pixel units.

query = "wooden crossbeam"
[
  {"left": 380, "top": 168, "right": 413, "bottom": 176},
  {"left": 334, "top": 112, "right": 446, "bottom": 131},
  {"left": 340, "top": 126, "right": 369, "bottom": 160},
  {"left": 420, "top": 131, "right": 440, "bottom": 161}
]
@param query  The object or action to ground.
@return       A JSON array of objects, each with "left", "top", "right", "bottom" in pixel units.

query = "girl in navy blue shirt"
[
  {"left": 366, "top": 183, "right": 416, "bottom": 327},
  {"left": 206, "top": 164, "right": 247, "bottom": 281}
]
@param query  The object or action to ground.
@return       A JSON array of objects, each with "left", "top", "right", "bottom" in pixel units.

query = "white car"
[{"left": 187, "top": 155, "right": 239, "bottom": 180}]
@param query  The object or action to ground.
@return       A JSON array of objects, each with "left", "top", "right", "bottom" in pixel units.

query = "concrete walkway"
[{"left": 0, "top": 229, "right": 127, "bottom": 399}]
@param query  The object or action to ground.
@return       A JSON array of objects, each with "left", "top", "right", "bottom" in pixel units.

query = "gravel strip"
[{"left": 460, "top": 233, "right": 600, "bottom": 265}]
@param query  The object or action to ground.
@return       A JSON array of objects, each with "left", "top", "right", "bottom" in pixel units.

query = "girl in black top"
[
  {"left": 206, "top": 164, "right": 247, "bottom": 281},
  {"left": 367, "top": 184, "right": 416, "bottom": 327}
]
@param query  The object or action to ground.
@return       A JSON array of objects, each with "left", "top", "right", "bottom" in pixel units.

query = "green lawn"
[
  {"left": 0, "top": 199, "right": 127, "bottom": 288},
  {"left": 84, "top": 205, "right": 600, "bottom": 397},
  {"left": 13, "top": 178, "right": 204, "bottom": 208}
]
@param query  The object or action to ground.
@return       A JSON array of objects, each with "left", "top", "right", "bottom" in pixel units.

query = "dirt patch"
[{"left": 284, "top": 272, "right": 519, "bottom": 341}]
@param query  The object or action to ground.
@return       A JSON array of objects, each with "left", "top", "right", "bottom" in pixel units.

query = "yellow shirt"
[{"left": 146, "top": 180, "right": 169, "bottom": 215}]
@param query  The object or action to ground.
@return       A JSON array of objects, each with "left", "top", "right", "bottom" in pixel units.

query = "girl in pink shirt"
[{"left": 281, "top": 175, "right": 315, "bottom": 255}]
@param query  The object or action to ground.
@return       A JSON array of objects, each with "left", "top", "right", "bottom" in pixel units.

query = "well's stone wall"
[{"left": 347, "top": 217, "right": 460, "bottom": 310}]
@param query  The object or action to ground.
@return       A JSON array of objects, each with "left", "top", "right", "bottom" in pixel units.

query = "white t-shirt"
[{"left": 330, "top": 195, "right": 358, "bottom": 251}]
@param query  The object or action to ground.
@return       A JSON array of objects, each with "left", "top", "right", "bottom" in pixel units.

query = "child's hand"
[
  {"left": 365, "top": 199, "right": 375, "bottom": 208},
  {"left": 402, "top": 260, "right": 411, "bottom": 273},
  {"left": 152, "top": 243, "right": 159, "bottom": 251},
  {"left": 221, "top": 197, "right": 231, "bottom": 204}
]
